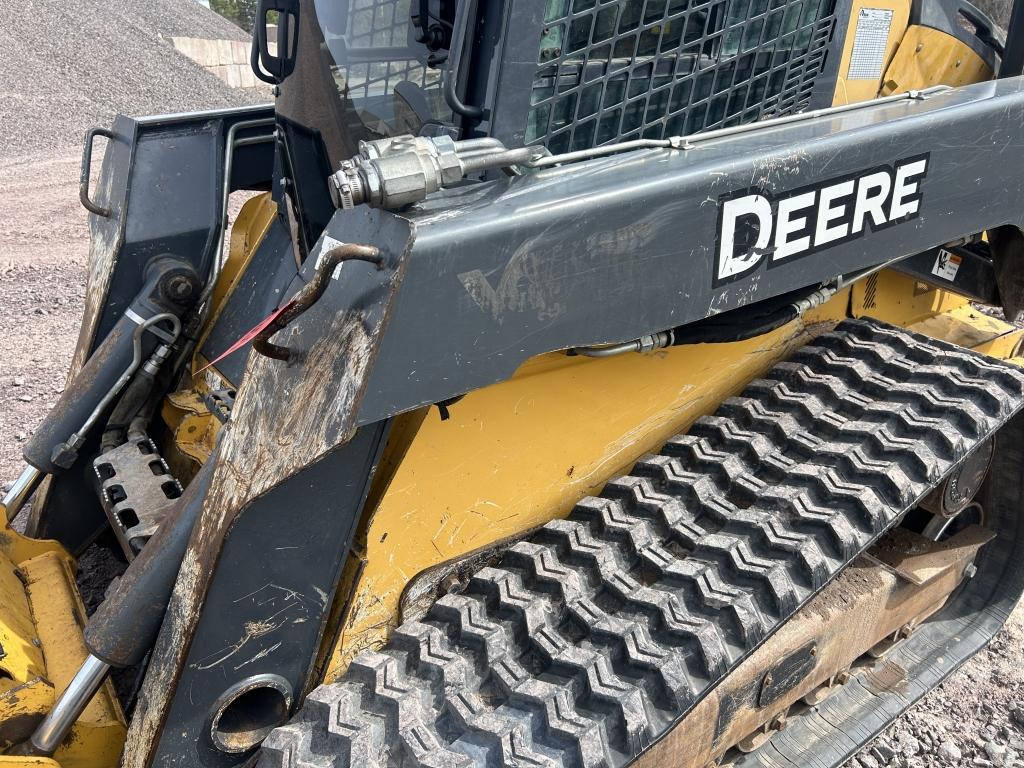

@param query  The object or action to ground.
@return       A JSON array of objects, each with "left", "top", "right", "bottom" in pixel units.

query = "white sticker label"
[
  {"left": 848, "top": 8, "right": 894, "bottom": 80},
  {"left": 314, "top": 235, "right": 347, "bottom": 279},
  {"left": 931, "top": 248, "right": 962, "bottom": 281}
]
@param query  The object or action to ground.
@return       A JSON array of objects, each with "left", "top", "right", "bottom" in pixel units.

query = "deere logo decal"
[{"left": 713, "top": 154, "right": 929, "bottom": 287}]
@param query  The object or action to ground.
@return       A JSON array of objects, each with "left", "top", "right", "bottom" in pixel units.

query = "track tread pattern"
[{"left": 258, "top": 319, "right": 1024, "bottom": 768}]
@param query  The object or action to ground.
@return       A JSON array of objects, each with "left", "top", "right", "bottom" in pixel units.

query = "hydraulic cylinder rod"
[{"left": 25, "top": 655, "right": 110, "bottom": 756}]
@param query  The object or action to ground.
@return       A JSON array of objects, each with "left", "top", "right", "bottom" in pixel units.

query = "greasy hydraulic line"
[
  {"left": 570, "top": 251, "right": 923, "bottom": 357},
  {"left": 63, "top": 314, "right": 181, "bottom": 459},
  {"left": 3, "top": 311, "right": 183, "bottom": 523},
  {"left": 329, "top": 87, "right": 952, "bottom": 211}
]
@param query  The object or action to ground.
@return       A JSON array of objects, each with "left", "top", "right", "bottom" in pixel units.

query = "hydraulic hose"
[
  {"left": 669, "top": 289, "right": 809, "bottom": 345},
  {"left": 23, "top": 313, "right": 145, "bottom": 473},
  {"left": 100, "top": 367, "right": 158, "bottom": 452}
]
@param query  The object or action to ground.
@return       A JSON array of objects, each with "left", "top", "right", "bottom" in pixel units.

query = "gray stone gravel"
[{"left": 1, "top": 0, "right": 266, "bottom": 155}]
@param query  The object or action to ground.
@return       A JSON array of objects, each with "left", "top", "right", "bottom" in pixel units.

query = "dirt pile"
[{"left": 0, "top": 0, "right": 266, "bottom": 155}]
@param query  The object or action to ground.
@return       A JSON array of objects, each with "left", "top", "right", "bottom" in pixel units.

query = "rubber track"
[{"left": 258, "top": 319, "right": 1024, "bottom": 768}]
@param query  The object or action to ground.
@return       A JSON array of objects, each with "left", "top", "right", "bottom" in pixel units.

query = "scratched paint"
[
  {"left": 188, "top": 584, "right": 323, "bottom": 672},
  {"left": 122, "top": 241, "right": 407, "bottom": 768},
  {"left": 458, "top": 216, "right": 658, "bottom": 323}
]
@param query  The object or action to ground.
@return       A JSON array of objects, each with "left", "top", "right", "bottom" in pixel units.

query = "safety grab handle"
[{"left": 80, "top": 127, "right": 114, "bottom": 217}]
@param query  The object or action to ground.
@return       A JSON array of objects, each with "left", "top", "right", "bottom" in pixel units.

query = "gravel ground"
[{"left": 1, "top": 0, "right": 265, "bottom": 155}]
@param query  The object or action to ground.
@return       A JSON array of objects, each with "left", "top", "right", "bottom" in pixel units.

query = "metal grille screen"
[
  {"left": 336, "top": 0, "right": 442, "bottom": 100},
  {"left": 525, "top": 0, "right": 838, "bottom": 152}
]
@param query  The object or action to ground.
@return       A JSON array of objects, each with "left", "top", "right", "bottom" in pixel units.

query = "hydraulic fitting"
[
  {"left": 329, "top": 135, "right": 463, "bottom": 210},
  {"left": 328, "top": 135, "right": 548, "bottom": 211}
]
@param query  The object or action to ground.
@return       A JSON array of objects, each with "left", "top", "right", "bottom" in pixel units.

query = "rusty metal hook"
[{"left": 253, "top": 244, "right": 384, "bottom": 362}]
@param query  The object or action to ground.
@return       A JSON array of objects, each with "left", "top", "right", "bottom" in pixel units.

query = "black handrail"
[
  {"left": 443, "top": 0, "right": 485, "bottom": 119},
  {"left": 80, "top": 128, "right": 115, "bottom": 217}
]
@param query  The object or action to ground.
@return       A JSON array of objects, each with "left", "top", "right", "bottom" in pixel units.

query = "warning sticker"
[
  {"left": 847, "top": 8, "right": 894, "bottom": 80},
  {"left": 932, "top": 249, "right": 962, "bottom": 281}
]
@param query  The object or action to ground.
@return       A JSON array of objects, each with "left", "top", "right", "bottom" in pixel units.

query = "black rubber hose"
[
  {"left": 671, "top": 285, "right": 814, "bottom": 346},
  {"left": 100, "top": 368, "right": 157, "bottom": 452},
  {"left": 84, "top": 456, "right": 215, "bottom": 668},
  {"left": 131, "top": 349, "right": 181, "bottom": 442}
]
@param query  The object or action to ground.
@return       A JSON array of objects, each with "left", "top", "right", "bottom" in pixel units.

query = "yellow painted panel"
[
  {"left": 326, "top": 292, "right": 854, "bottom": 675},
  {"left": 0, "top": 677, "right": 53, "bottom": 752},
  {"left": 0, "top": 523, "right": 65, "bottom": 567},
  {"left": 851, "top": 269, "right": 971, "bottom": 325},
  {"left": 832, "top": 0, "right": 911, "bottom": 106},
  {"left": 907, "top": 303, "right": 1024, "bottom": 354},
  {"left": 22, "top": 553, "right": 125, "bottom": 768},
  {"left": 213, "top": 193, "right": 277, "bottom": 311},
  {"left": 0, "top": 759, "right": 61, "bottom": 767},
  {"left": 0, "top": 550, "right": 45, "bottom": 682},
  {"left": 880, "top": 25, "right": 992, "bottom": 95},
  {"left": 160, "top": 390, "right": 221, "bottom": 483},
  {"left": 971, "top": 327, "right": 1024, "bottom": 359},
  {"left": 0, "top": 526, "right": 66, "bottom": 752},
  {"left": 0, "top": 527, "right": 124, "bottom": 764},
  {"left": 0, "top": 545, "right": 53, "bottom": 752},
  {"left": 192, "top": 192, "right": 278, "bottom": 384}
]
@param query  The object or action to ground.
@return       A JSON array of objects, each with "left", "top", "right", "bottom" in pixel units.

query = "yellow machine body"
[{"left": 0, "top": 528, "right": 125, "bottom": 768}]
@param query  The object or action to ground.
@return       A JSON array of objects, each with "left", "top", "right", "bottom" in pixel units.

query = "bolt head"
[
  {"left": 439, "top": 573, "right": 466, "bottom": 594},
  {"left": 167, "top": 275, "right": 194, "bottom": 301}
]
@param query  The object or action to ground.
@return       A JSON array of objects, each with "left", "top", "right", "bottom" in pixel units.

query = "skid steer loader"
[{"left": 4, "top": 0, "right": 1024, "bottom": 764}]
